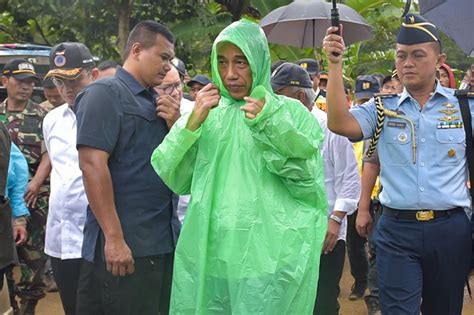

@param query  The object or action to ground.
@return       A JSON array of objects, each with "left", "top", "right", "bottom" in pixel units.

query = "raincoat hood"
[{"left": 211, "top": 19, "right": 273, "bottom": 102}]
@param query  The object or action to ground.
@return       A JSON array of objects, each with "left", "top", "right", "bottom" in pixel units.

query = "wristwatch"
[
  {"left": 329, "top": 214, "right": 343, "bottom": 225},
  {"left": 13, "top": 216, "right": 28, "bottom": 226}
]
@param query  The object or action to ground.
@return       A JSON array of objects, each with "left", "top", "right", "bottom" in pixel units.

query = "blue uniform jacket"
[{"left": 350, "top": 82, "right": 474, "bottom": 210}]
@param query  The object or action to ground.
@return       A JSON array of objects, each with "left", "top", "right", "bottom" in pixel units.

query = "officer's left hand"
[
  {"left": 24, "top": 180, "right": 40, "bottom": 208},
  {"left": 356, "top": 210, "right": 373, "bottom": 239},
  {"left": 13, "top": 223, "right": 28, "bottom": 246},
  {"left": 241, "top": 96, "right": 265, "bottom": 119},
  {"left": 156, "top": 94, "right": 181, "bottom": 129},
  {"left": 323, "top": 219, "right": 340, "bottom": 255}
]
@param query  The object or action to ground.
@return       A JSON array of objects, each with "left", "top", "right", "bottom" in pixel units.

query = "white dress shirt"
[
  {"left": 177, "top": 97, "right": 195, "bottom": 223},
  {"left": 43, "top": 104, "right": 87, "bottom": 259},
  {"left": 312, "top": 107, "right": 361, "bottom": 241},
  {"left": 180, "top": 98, "right": 194, "bottom": 116}
]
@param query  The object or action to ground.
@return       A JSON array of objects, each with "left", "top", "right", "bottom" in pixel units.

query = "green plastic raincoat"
[{"left": 151, "top": 19, "right": 327, "bottom": 314}]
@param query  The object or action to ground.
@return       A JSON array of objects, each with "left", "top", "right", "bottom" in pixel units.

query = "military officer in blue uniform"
[{"left": 322, "top": 14, "right": 473, "bottom": 315}]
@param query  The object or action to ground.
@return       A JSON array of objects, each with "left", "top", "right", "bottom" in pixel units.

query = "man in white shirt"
[
  {"left": 272, "top": 62, "right": 361, "bottom": 315},
  {"left": 42, "top": 42, "right": 98, "bottom": 315},
  {"left": 154, "top": 65, "right": 194, "bottom": 223}
]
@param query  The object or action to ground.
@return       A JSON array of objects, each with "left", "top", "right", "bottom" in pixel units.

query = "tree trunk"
[
  {"left": 117, "top": 0, "right": 133, "bottom": 58},
  {"left": 0, "top": 0, "right": 8, "bottom": 12}
]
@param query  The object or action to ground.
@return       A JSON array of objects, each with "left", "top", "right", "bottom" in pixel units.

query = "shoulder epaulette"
[
  {"left": 373, "top": 93, "right": 398, "bottom": 98},
  {"left": 454, "top": 90, "right": 474, "bottom": 98}
]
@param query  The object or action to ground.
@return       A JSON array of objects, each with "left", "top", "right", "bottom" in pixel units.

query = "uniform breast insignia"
[
  {"left": 398, "top": 132, "right": 408, "bottom": 142},
  {"left": 437, "top": 121, "right": 464, "bottom": 129},
  {"left": 438, "top": 103, "right": 462, "bottom": 128},
  {"left": 438, "top": 109, "right": 459, "bottom": 116},
  {"left": 447, "top": 149, "right": 456, "bottom": 157},
  {"left": 438, "top": 116, "right": 460, "bottom": 122}
]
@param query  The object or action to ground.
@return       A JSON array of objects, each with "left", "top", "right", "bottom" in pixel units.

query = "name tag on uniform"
[{"left": 387, "top": 121, "right": 407, "bottom": 129}]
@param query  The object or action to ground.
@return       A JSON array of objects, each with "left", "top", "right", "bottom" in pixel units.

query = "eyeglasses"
[
  {"left": 52, "top": 71, "right": 90, "bottom": 88},
  {"left": 156, "top": 81, "right": 183, "bottom": 94}
]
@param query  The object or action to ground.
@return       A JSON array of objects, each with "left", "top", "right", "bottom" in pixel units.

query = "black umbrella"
[
  {"left": 259, "top": 0, "right": 373, "bottom": 49},
  {"left": 419, "top": 0, "right": 474, "bottom": 56}
]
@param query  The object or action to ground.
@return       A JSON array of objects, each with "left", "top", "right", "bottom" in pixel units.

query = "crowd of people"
[{"left": 0, "top": 11, "right": 473, "bottom": 315}]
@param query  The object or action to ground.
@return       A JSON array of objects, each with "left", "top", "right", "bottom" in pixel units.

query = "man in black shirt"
[{"left": 75, "top": 20, "right": 181, "bottom": 315}]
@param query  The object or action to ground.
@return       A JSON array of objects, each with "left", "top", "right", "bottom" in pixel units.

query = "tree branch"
[
  {"left": 0, "top": 0, "right": 8, "bottom": 12},
  {"left": 32, "top": 18, "right": 51, "bottom": 46}
]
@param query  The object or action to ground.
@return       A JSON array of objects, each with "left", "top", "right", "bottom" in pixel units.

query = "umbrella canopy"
[
  {"left": 260, "top": 0, "right": 373, "bottom": 49},
  {"left": 420, "top": 0, "right": 474, "bottom": 56}
]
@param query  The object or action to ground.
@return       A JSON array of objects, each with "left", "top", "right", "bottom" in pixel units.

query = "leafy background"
[{"left": 1, "top": 0, "right": 472, "bottom": 85}]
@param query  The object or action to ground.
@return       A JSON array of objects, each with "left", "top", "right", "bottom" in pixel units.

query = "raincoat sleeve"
[
  {"left": 150, "top": 115, "right": 199, "bottom": 195},
  {"left": 245, "top": 93, "right": 325, "bottom": 206},
  {"left": 7, "top": 143, "right": 30, "bottom": 218}
]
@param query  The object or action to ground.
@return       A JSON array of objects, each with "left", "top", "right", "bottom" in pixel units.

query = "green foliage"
[
  {"left": 1, "top": 0, "right": 471, "bottom": 83},
  {"left": 251, "top": 0, "right": 289, "bottom": 16}
]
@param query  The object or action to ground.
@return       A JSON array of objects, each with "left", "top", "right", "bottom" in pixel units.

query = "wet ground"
[{"left": 36, "top": 258, "right": 474, "bottom": 314}]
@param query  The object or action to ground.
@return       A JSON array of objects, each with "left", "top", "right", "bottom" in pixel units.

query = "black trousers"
[
  {"left": 314, "top": 240, "right": 346, "bottom": 315},
  {"left": 346, "top": 210, "right": 368, "bottom": 287},
  {"left": 50, "top": 257, "right": 81, "bottom": 315},
  {"left": 0, "top": 268, "right": 5, "bottom": 289},
  {"left": 76, "top": 253, "right": 174, "bottom": 315}
]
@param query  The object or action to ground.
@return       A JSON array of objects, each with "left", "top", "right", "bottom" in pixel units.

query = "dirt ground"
[{"left": 34, "top": 256, "right": 474, "bottom": 315}]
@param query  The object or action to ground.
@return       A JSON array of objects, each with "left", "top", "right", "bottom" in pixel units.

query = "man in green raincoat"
[{"left": 151, "top": 19, "right": 327, "bottom": 314}]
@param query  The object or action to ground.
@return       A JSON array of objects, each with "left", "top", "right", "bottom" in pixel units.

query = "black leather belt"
[{"left": 382, "top": 206, "right": 463, "bottom": 221}]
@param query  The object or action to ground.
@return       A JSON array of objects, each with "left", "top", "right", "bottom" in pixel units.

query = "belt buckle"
[{"left": 416, "top": 210, "right": 434, "bottom": 221}]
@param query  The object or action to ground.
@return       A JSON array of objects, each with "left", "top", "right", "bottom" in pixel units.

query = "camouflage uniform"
[{"left": 0, "top": 98, "right": 49, "bottom": 307}]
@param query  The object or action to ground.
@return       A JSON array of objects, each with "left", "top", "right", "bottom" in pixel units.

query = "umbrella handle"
[
  {"left": 331, "top": 8, "right": 341, "bottom": 57},
  {"left": 402, "top": 0, "right": 412, "bottom": 17}
]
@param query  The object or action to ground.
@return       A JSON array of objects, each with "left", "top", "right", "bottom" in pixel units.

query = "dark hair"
[
  {"left": 372, "top": 73, "right": 384, "bottom": 86},
  {"left": 123, "top": 20, "right": 175, "bottom": 61},
  {"left": 43, "top": 77, "right": 56, "bottom": 89},
  {"left": 344, "top": 81, "right": 352, "bottom": 92},
  {"left": 98, "top": 60, "right": 119, "bottom": 71}
]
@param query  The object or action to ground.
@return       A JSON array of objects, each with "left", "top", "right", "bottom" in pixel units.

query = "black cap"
[
  {"left": 271, "top": 60, "right": 286, "bottom": 74},
  {"left": 171, "top": 57, "right": 186, "bottom": 77},
  {"left": 355, "top": 75, "right": 380, "bottom": 99},
  {"left": 397, "top": 14, "right": 440, "bottom": 45},
  {"left": 186, "top": 74, "right": 211, "bottom": 87},
  {"left": 2, "top": 59, "right": 39, "bottom": 81},
  {"left": 45, "top": 42, "right": 95, "bottom": 80},
  {"left": 271, "top": 62, "right": 313, "bottom": 91},
  {"left": 295, "top": 58, "right": 319, "bottom": 75}
]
